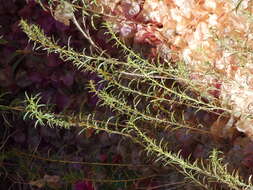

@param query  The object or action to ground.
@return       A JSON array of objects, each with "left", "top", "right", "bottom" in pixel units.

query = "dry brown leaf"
[
  {"left": 29, "top": 179, "right": 45, "bottom": 188},
  {"left": 29, "top": 174, "right": 61, "bottom": 189},
  {"left": 44, "top": 174, "right": 62, "bottom": 189},
  {"left": 54, "top": 1, "right": 74, "bottom": 26}
]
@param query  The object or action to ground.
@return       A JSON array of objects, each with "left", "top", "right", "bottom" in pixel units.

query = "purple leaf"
[
  {"left": 73, "top": 181, "right": 94, "bottom": 190},
  {"left": 61, "top": 72, "right": 74, "bottom": 87}
]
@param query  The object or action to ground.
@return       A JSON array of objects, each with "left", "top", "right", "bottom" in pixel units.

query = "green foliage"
[
  {"left": 23, "top": 93, "right": 71, "bottom": 128},
  {"left": 19, "top": 1, "right": 253, "bottom": 189}
]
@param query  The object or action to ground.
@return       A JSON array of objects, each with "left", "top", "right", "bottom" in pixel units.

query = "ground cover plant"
[{"left": 3, "top": 0, "right": 253, "bottom": 189}]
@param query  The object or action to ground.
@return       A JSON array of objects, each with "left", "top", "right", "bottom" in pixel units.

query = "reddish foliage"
[
  {"left": 242, "top": 154, "right": 253, "bottom": 168},
  {"left": 120, "top": 0, "right": 141, "bottom": 19},
  {"left": 134, "top": 25, "right": 162, "bottom": 46},
  {"left": 74, "top": 181, "right": 95, "bottom": 190}
]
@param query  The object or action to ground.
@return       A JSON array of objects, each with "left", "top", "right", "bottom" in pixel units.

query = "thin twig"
[{"left": 72, "top": 15, "right": 101, "bottom": 52}]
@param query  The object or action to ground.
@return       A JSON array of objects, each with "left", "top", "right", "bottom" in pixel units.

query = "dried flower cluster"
[{"left": 96, "top": 0, "right": 253, "bottom": 138}]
